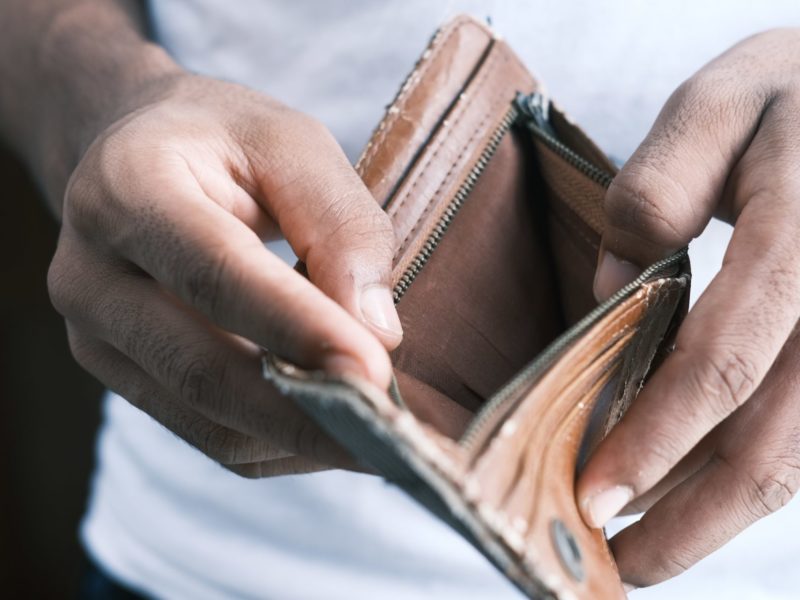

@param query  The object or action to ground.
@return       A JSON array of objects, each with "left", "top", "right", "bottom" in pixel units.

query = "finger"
[
  {"left": 63, "top": 146, "right": 393, "bottom": 387},
  {"left": 176, "top": 146, "right": 280, "bottom": 240},
  {"left": 578, "top": 94, "right": 800, "bottom": 528},
  {"left": 619, "top": 432, "right": 717, "bottom": 516},
  {"left": 594, "top": 36, "right": 778, "bottom": 300},
  {"left": 51, "top": 238, "right": 355, "bottom": 465},
  {"left": 239, "top": 110, "right": 403, "bottom": 349},
  {"left": 226, "top": 456, "right": 335, "bottom": 478},
  {"left": 612, "top": 330, "right": 800, "bottom": 586},
  {"left": 65, "top": 324, "right": 293, "bottom": 466}
]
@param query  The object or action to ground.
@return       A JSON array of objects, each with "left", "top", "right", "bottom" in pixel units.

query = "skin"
[
  {"left": 2, "top": 0, "right": 798, "bottom": 589},
  {"left": 0, "top": 0, "right": 403, "bottom": 476},
  {"left": 582, "top": 29, "right": 800, "bottom": 589}
]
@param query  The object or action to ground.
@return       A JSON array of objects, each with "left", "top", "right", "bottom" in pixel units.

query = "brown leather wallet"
[{"left": 263, "top": 15, "right": 690, "bottom": 600}]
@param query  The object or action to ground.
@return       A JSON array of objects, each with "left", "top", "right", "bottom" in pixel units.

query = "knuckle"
[
  {"left": 327, "top": 199, "right": 394, "bottom": 251},
  {"left": 65, "top": 327, "right": 96, "bottom": 371},
  {"left": 780, "top": 79, "right": 800, "bottom": 106},
  {"left": 288, "top": 111, "right": 331, "bottom": 141},
  {"left": 255, "top": 109, "right": 332, "bottom": 156},
  {"left": 685, "top": 347, "right": 760, "bottom": 419},
  {"left": 742, "top": 460, "right": 800, "bottom": 517},
  {"left": 636, "top": 424, "right": 690, "bottom": 481},
  {"left": 310, "top": 199, "right": 395, "bottom": 272},
  {"left": 179, "top": 248, "right": 233, "bottom": 319},
  {"left": 64, "top": 139, "right": 128, "bottom": 236},
  {"left": 224, "top": 462, "right": 262, "bottom": 479},
  {"left": 46, "top": 251, "right": 72, "bottom": 316},
  {"left": 63, "top": 171, "right": 98, "bottom": 229},
  {"left": 671, "top": 74, "right": 720, "bottom": 114},
  {"left": 173, "top": 410, "right": 231, "bottom": 461},
  {"left": 175, "top": 349, "right": 231, "bottom": 413},
  {"left": 47, "top": 238, "right": 111, "bottom": 322},
  {"left": 673, "top": 72, "right": 765, "bottom": 125},
  {"left": 605, "top": 171, "right": 689, "bottom": 249},
  {"left": 290, "top": 419, "right": 324, "bottom": 460},
  {"left": 199, "top": 423, "right": 243, "bottom": 465},
  {"left": 661, "top": 554, "right": 693, "bottom": 578},
  {"left": 304, "top": 199, "right": 395, "bottom": 293}
]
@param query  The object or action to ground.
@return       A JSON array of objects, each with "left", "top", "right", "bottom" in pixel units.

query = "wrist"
[{"left": 33, "top": 7, "right": 186, "bottom": 214}]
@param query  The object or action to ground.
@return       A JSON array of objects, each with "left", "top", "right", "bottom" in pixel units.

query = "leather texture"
[{"left": 263, "top": 15, "right": 690, "bottom": 600}]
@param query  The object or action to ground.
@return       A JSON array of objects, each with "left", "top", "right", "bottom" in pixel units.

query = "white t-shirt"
[{"left": 82, "top": 2, "right": 800, "bottom": 598}]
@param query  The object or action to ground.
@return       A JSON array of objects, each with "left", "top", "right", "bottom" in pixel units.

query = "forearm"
[{"left": 0, "top": 0, "right": 182, "bottom": 214}]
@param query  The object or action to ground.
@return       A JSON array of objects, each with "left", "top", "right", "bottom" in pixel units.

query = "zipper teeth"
[
  {"left": 527, "top": 121, "right": 615, "bottom": 188},
  {"left": 459, "top": 247, "right": 689, "bottom": 450},
  {"left": 392, "top": 105, "right": 520, "bottom": 303}
]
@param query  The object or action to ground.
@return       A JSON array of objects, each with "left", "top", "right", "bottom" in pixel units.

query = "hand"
[
  {"left": 577, "top": 29, "right": 800, "bottom": 588},
  {"left": 47, "top": 72, "right": 404, "bottom": 477}
]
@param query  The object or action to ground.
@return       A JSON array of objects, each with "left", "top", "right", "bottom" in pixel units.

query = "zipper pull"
[{"left": 515, "top": 92, "right": 556, "bottom": 137}]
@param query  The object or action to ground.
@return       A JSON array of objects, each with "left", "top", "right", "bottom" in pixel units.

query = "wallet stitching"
[
  {"left": 391, "top": 49, "right": 512, "bottom": 260},
  {"left": 356, "top": 25, "right": 454, "bottom": 175},
  {"left": 387, "top": 46, "right": 504, "bottom": 226},
  {"left": 355, "top": 17, "right": 477, "bottom": 178}
]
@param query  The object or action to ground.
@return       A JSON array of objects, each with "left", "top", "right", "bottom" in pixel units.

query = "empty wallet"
[{"left": 262, "top": 15, "right": 691, "bottom": 600}]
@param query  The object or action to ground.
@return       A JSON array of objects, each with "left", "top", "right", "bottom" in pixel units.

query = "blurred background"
[{"left": 0, "top": 145, "right": 103, "bottom": 598}]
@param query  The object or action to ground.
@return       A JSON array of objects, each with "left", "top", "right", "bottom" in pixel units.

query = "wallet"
[{"left": 263, "top": 15, "right": 690, "bottom": 600}]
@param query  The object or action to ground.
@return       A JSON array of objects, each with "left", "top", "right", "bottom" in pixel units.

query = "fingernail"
[
  {"left": 623, "top": 582, "right": 638, "bottom": 594},
  {"left": 593, "top": 250, "right": 641, "bottom": 302},
  {"left": 582, "top": 485, "right": 633, "bottom": 528},
  {"left": 359, "top": 285, "right": 403, "bottom": 344}
]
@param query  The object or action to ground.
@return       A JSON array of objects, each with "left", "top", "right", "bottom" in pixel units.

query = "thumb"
[
  {"left": 594, "top": 68, "right": 765, "bottom": 301},
  {"left": 251, "top": 112, "right": 403, "bottom": 350}
]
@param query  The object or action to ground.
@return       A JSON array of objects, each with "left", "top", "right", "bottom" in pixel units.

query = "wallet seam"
[
  {"left": 390, "top": 47, "right": 511, "bottom": 260},
  {"left": 355, "top": 16, "right": 480, "bottom": 179}
]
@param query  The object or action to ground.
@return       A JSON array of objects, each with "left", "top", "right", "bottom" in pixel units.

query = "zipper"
[
  {"left": 392, "top": 92, "right": 613, "bottom": 304},
  {"left": 392, "top": 104, "right": 520, "bottom": 303},
  {"left": 515, "top": 92, "right": 615, "bottom": 189}
]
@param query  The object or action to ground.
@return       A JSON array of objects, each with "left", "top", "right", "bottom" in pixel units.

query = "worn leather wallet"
[{"left": 263, "top": 15, "right": 690, "bottom": 600}]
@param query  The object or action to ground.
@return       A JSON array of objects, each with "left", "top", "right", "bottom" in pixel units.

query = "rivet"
[{"left": 550, "top": 518, "right": 584, "bottom": 582}]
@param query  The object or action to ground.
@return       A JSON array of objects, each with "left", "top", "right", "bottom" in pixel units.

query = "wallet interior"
[{"left": 389, "top": 94, "right": 617, "bottom": 443}]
